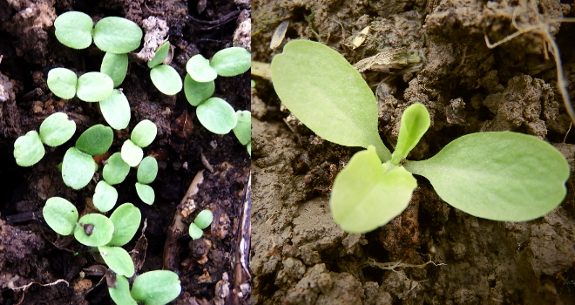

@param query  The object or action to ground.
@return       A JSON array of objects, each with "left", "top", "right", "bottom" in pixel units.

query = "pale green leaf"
[
  {"left": 76, "top": 72, "right": 114, "bottom": 102},
  {"left": 43, "top": 197, "right": 78, "bottom": 236},
  {"left": 99, "top": 89, "right": 131, "bottom": 130},
  {"left": 188, "top": 223, "right": 203, "bottom": 240},
  {"left": 233, "top": 110, "right": 251, "bottom": 145},
  {"left": 271, "top": 40, "right": 390, "bottom": 161},
  {"left": 137, "top": 156, "right": 158, "bottom": 184},
  {"left": 62, "top": 147, "right": 97, "bottom": 190},
  {"left": 74, "top": 213, "right": 114, "bottom": 247},
  {"left": 93, "top": 17, "right": 143, "bottom": 54},
  {"left": 404, "top": 132, "right": 570, "bottom": 221},
  {"left": 391, "top": 103, "right": 430, "bottom": 165},
  {"left": 47, "top": 68, "right": 78, "bottom": 99},
  {"left": 331, "top": 146, "right": 417, "bottom": 233},
  {"left": 131, "top": 270, "right": 181, "bottom": 305},
  {"left": 101, "top": 53, "right": 128, "bottom": 87},
  {"left": 14, "top": 131, "right": 45, "bottom": 167},
  {"left": 131, "top": 120, "right": 157, "bottom": 148},
  {"left": 135, "top": 182, "right": 154, "bottom": 205},
  {"left": 147, "top": 41, "right": 170, "bottom": 68},
  {"left": 39, "top": 112, "right": 76, "bottom": 147},
  {"left": 186, "top": 54, "right": 217, "bottom": 82},
  {"left": 75, "top": 124, "right": 113, "bottom": 156},
  {"left": 103, "top": 152, "right": 130, "bottom": 185},
  {"left": 108, "top": 202, "right": 141, "bottom": 247},
  {"left": 194, "top": 209, "right": 213, "bottom": 229},
  {"left": 98, "top": 246, "right": 135, "bottom": 277},
  {"left": 93, "top": 181, "right": 118, "bottom": 213},
  {"left": 121, "top": 139, "right": 143, "bottom": 167},
  {"left": 183, "top": 74, "right": 214, "bottom": 106},
  {"left": 210, "top": 47, "right": 251, "bottom": 77},
  {"left": 150, "top": 65, "right": 182, "bottom": 95},
  {"left": 196, "top": 97, "right": 237, "bottom": 134},
  {"left": 54, "top": 11, "right": 93, "bottom": 50},
  {"left": 109, "top": 275, "right": 138, "bottom": 305}
]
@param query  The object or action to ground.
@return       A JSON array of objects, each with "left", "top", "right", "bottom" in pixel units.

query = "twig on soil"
[
  {"left": 484, "top": 0, "right": 575, "bottom": 124},
  {"left": 11, "top": 279, "right": 69, "bottom": 305}
]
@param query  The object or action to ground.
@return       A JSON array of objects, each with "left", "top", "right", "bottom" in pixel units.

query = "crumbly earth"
[
  {"left": 252, "top": 0, "right": 575, "bottom": 304},
  {"left": 0, "top": 0, "right": 250, "bottom": 304}
]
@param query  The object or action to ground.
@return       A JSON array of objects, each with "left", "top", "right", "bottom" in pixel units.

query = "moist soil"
[
  {"left": 251, "top": 0, "right": 575, "bottom": 304},
  {"left": 0, "top": 0, "right": 251, "bottom": 304}
]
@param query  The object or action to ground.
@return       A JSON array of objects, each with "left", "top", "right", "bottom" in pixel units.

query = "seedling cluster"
[
  {"left": 271, "top": 40, "right": 570, "bottom": 233},
  {"left": 188, "top": 209, "right": 214, "bottom": 240}
]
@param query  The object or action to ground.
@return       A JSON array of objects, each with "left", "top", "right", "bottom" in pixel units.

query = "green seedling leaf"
[
  {"left": 121, "top": 139, "right": 143, "bottom": 167},
  {"left": 109, "top": 275, "right": 138, "bottom": 305},
  {"left": 233, "top": 110, "right": 251, "bottom": 145},
  {"left": 247, "top": 141, "right": 251, "bottom": 156},
  {"left": 391, "top": 103, "right": 431, "bottom": 165},
  {"left": 137, "top": 156, "right": 158, "bottom": 184},
  {"left": 150, "top": 65, "right": 182, "bottom": 95},
  {"left": 39, "top": 112, "right": 76, "bottom": 147},
  {"left": 101, "top": 53, "right": 129, "bottom": 87},
  {"left": 131, "top": 120, "right": 157, "bottom": 148},
  {"left": 108, "top": 202, "right": 141, "bottom": 247},
  {"left": 47, "top": 68, "right": 78, "bottom": 99},
  {"left": 62, "top": 147, "right": 97, "bottom": 190},
  {"left": 131, "top": 270, "right": 181, "bottom": 305},
  {"left": 186, "top": 54, "right": 217, "bottom": 82},
  {"left": 43, "top": 197, "right": 79, "bottom": 236},
  {"left": 54, "top": 11, "right": 93, "bottom": 50},
  {"left": 196, "top": 97, "right": 237, "bottom": 134},
  {"left": 331, "top": 146, "right": 417, "bottom": 233},
  {"left": 76, "top": 72, "right": 114, "bottom": 102},
  {"left": 100, "top": 89, "right": 131, "bottom": 130},
  {"left": 188, "top": 223, "right": 203, "bottom": 240},
  {"left": 148, "top": 41, "right": 170, "bottom": 68},
  {"left": 135, "top": 182, "right": 155, "bottom": 205},
  {"left": 194, "top": 209, "right": 213, "bottom": 229},
  {"left": 98, "top": 246, "right": 135, "bottom": 277},
  {"left": 183, "top": 74, "right": 215, "bottom": 106},
  {"left": 74, "top": 213, "right": 114, "bottom": 247},
  {"left": 271, "top": 39, "right": 391, "bottom": 161},
  {"left": 404, "top": 131, "right": 570, "bottom": 222},
  {"left": 93, "top": 17, "right": 143, "bottom": 54},
  {"left": 103, "top": 152, "right": 131, "bottom": 185},
  {"left": 93, "top": 181, "right": 118, "bottom": 213},
  {"left": 14, "top": 131, "right": 45, "bottom": 167},
  {"left": 76, "top": 124, "right": 113, "bottom": 156},
  {"left": 210, "top": 47, "right": 251, "bottom": 77}
]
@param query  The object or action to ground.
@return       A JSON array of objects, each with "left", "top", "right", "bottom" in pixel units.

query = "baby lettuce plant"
[
  {"left": 14, "top": 112, "right": 76, "bottom": 166},
  {"left": 188, "top": 209, "right": 214, "bottom": 240},
  {"left": 271, "top": 40, "right": 570, "bottom": 233},
  {"left": 184, "top": 47, "right": 250, "bottom": 134},
  {"left": 147, "top": 41, "right": 182, "bottom": 95}
]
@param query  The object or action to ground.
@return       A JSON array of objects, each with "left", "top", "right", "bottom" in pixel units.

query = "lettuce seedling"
[
  {"left": 147, "top": 41, "right": 182, "bottom": 95},
  {"left": 135, "top": 156, "right": 158, "bottom": 205},
  {"left": 271, "top": 40, "right": 570, "bottom": 233},
  {"left": 121, "top": 119, "right": 157, "bottom": 167},
  {"left": 188, "top": 209, "right": 213, "bottom": 240},
  {"left": 14, "top": 112, "right": 76, "bottom": 167},
  {"left": 47, "top": 68, "right": 114, "bottom": 102},
  {"left": 109, "top": 270, "right": 181, "bottom": 305}
]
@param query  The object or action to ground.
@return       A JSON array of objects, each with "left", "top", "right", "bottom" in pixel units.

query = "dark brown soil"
[
  {"left": 251, "top": 0, "right": 575, "bottom": 304},
  {"left": 0, "top": 0, "right": 250, "bottom": 304}
]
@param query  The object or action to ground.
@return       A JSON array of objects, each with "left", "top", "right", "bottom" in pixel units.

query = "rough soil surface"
[
  {"left": 251, "top": 0, "right": 575, "bottom": 304},
  {"left": 0, "top": 0, "right": 250, "bottom": 304}
]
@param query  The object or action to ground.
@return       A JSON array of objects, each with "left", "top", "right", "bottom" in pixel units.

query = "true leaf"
[
  {"left": 150, "top": 65, "right": 182, "bottom": 95},
  {"left": 98, "top": 246, "right": 135, "bottom": 277},
  {"left": 76, "top": 72, "right": 114, "bottom": 102},
  {"left": 103, "top": 152, "right": 131, "bottom": 185},
  {"left": 210, "top": 47, "right": 251, "bottom": 77},
  {"left": 403, "top": 131, "right": 570, "bottom": 221},
  {"left": 331, "top": 146, "right": 417, "bottom": 233},
  {"left": 74, "top": 213, "right": 114, "bottom": 247},
  {"left": 93, "top": 181, "right": 118, "bottom": 213},
  {"left": 39, "top": 112, "right": 76, "bottom": 147},
  {"left": 93, "top": 17, "right": 143, "bottom": 54},
  {"left": 54, "top": 11, "right": 93, "bottom": 50},
  {"left": 147, "top": 41, "right": 170, "bottom": 68},
  {"left": 108, "top": 202, "right": 141, "bottom": 247},
  {"left": 43, "top": 197, "right": 78, "bottom": 236},
  {"left": 14, "top": 131, "right": 45, "bottom": 167},
  {"left": 196, "top": 97, "right": 237, "bottom": 134},
  {"left": 131, "top": 120, "right": 157, "bottom": 148},
  {"left": 99, "top": 89, "right": 131, "bottom": 130},
  {"left": 62, "top": 147, "right": 97, "bottom": 190},
  {"left": 101, "top": 53, "right": 129, "bottom": 87},
  {"left": 135, "top": 182, "right": 154, "bottom": 205},
  {"left": 186, "top": 54, "right": 217, "bottom": 82},
  {"left": 391, "top": 103, "right": 430, "bottom": 165},
  {"left": 131, "top": 270, "right": 181, "bottom": 305},
  {"left": 271, "top": 40, "right": 390, "bottom": 161},
  {"left": 47, "top": 68, "right": 78, "bottom": 100},
  {"left": 183, "top": 74, "right": 214, "bottom": 106},
  {"left": 76, "top": 124, "right": 113, "bottom": 156},
  {"left": 137, "top": 156, "right": 158, "bottom": 184}
]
